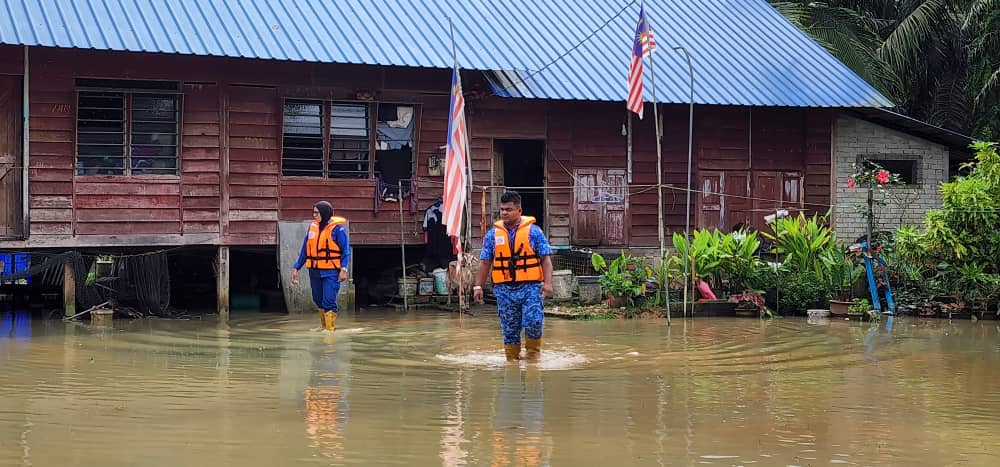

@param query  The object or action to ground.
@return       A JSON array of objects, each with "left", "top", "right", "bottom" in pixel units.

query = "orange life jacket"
[
  {"left": 306, "top": 217, "right": 347, "bottom": 269},
  {"left": 491, "top": 216, "right": 543, "bottom": 284}
]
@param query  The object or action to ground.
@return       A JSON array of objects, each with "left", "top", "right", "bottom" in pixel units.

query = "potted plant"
[
  {"left": 591, "top": 251, "right": 651, "bottom": 308},
  {"left": 823, "top": 249, "right": 863, "bottom": 316},
  {"left": 847, "top": 298, "right": 875, "bottom": 320},
  {"left": 670, "top": 230, "right": 725, "bottom": 310},
  {"left": 729, "top": 290, "right": 771, "bottom": 318}
]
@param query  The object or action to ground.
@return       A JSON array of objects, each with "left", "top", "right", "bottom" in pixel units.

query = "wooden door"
[
  {"left": 601, "top": 168, "right": 628, "bottom": 245},
  {"left": 752, "top": 171, "right": 802, "bottom": 231},
  {"left": 572, "top": 168, "right": 600, "bottom": 244},
  {"left": 698, "top": 171, "right": 724, "bottom": 230},
  {"left": 0, "top": 75, "right": 23, "bottom": 239},
  {"left": 725, "top": 171, "right": 752, "bottom": 230},
  {"left": 572, "top": 168, "right": 628, "bottom": 246},
  {"left": 698, "top": 171, "right": 752, "bottom": 231}
]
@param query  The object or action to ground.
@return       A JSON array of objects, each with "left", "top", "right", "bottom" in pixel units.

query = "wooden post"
[
  {"left": 63, "top": 260, "right": 75, "bottom": 317},
  {"left": 217, "top": 246, "right": 230, "bottom": 320},
  {"left": 399, "top": 181, "right": 408, "bottom": 311}
]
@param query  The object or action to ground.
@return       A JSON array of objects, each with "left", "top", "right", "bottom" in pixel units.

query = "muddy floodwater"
[{"left": 2, "top": 310, "right": 999, "bottom": 466}]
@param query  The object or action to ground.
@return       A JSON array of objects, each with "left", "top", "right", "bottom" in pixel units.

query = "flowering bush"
[
  {"left": 847, "top": 160, "right": 903, "bottom": 191},
  {"left": 847, "top": 161, "right": 903, "bottom": 242}
]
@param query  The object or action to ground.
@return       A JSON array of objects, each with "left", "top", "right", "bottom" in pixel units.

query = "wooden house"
[{"left": 0, "top": 0, "right": 896, "bottom": 315}]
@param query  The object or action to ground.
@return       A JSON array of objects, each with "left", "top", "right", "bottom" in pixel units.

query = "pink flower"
[
  {"left": 847, "top": 178, "right": 855, "bottom": 190},
  {"left": 876, "top": 170, "right": 890, "bottom": 184}
]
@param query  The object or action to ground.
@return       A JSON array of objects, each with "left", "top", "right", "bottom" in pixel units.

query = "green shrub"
[
  {"left": 591, "top": 251, "right": 651, "bottom": 307},
  {"left": 778, "top": 271, "right": 833, "bottom": 313}
]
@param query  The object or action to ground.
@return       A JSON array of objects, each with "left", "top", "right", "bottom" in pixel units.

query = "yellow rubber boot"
[
  {"left": 324, "top": 311, "right": 337, "bottom": 331},
  {"left": 524, "top": 338, "right": 541, "bottom": 362},
  {"left": 504, "top": 343, "right": 522, "bottom": 361},
  {"left": 317, "top": 309, "right": 326, "bottom": 329}
]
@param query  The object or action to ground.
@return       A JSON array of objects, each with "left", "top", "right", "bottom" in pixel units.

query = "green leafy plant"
[
  {"left": 848, "top": 297, "right": 880, "bottom": 321},
  {"left": 848, "top": 298, "right": 870, "bottom": 314},
  {"left": 718, "top": 230, "right": 765, "bottom": 295},
  {"left": 763, "top": 213, "right": 838, "bottom": 280},
  {"left": 891, "top": 142, "right": 1000, "bottom": 314},
  {"left": 670, "top": 229, "right": 723, "bottom": 285},
  {"left": 778, "top": 271, "right": 833, "bottom": 313},
  {"left": 822, "top": 249, "right": 864, "bottom": 301},
  {"left": 591, "top": 251, "right": 652, "bottom": 307},
  {"left": 648, "top": 254, "right": 680, "bottom": 307}
]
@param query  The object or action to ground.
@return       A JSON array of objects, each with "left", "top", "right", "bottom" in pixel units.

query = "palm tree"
[{"left": 770, "top": 0, "right": 999, "bottom": 140}]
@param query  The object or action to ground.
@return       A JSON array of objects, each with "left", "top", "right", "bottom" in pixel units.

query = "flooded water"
[{"left": 2, "top": 309, "right": 999, "bottom": 466}]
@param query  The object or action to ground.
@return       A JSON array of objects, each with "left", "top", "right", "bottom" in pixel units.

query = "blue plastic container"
[{"left": 0, "top": 253, "right": 30, "bottom": 285}]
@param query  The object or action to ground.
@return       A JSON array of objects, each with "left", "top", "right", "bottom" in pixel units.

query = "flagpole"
[
  {"left": 626, "top": 112, "right": 633, "bottom": 184},
  {"left": 646, "top": 41, "right": 669, "bottom": 327},
  {"left": 448, "top": 17, "right": 472, "bottom": 319},
  {"left": 673, "top": 45, "right": 694, "bottom": 318}
]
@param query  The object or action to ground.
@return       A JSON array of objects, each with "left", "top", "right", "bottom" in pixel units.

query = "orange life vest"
[
  {"left": 491, "top": 216, "right": 543, "bottom": 284},
  {"left": 306, "top": 217, "right": 347, "bottom": 269}
]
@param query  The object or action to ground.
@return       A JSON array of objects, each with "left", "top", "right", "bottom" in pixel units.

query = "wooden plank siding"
[
  {"left": 181, "top": 83, "right": 222, "bottom": 235},
  {"left": 0, "top": 47, "right": 833, "bottom": 250},
  {"left": 26, "top": 58, "right": 75, "bottom": 238},
  {"left": 225, "top": 84, "right": 280, "bottom": 244}
]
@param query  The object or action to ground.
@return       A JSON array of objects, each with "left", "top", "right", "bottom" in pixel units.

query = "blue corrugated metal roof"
[{"left": 0, "top": 0, "right": 892, "bottom": 107}]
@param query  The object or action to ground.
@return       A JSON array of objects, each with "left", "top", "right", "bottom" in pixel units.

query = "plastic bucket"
[
  {"left": 418, "top": 278, "right": 435, "bottom": 296},
  {"left": 432, "top": 268, "right": 449, "bottom": 295},
  {"left": 398, "top": 278, "right": 417, "bottom": 297},
  {"left": 552, "top": 270, "right": 573, "bottom": 299},
  {"left": 577, "top": 276, "right": 602, "bottom": 305}
]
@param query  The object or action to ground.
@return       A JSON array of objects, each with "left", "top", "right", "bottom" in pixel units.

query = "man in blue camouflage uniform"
[{"left": 474, "top": 190, "right": 554, "bottom": 362}]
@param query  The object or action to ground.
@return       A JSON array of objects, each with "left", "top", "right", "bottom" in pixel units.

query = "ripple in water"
[{"left": 436, "top": 349, "right": 587, "bottom": 370}]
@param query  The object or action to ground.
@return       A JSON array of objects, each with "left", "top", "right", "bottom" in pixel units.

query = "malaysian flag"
[
  {"left": 627, "top": 6, "right": 657, "bottom": 118},
  {"left": 442, "top": 65, "right": 468, "bottom": 255}
]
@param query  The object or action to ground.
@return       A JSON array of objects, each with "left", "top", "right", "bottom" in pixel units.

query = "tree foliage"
[{"left": 771, "top": 0, "right": 1000, "bottom": 140}]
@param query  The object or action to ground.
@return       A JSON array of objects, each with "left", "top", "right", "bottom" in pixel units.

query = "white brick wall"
[{"left": 833, "top": 115, "right": 948, "bottom": 242}]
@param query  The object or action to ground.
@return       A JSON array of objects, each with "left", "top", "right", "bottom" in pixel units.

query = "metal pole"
[
  {"left": 626, "top": 112, "right": 633, "bottom": 184},
  {"left": 648, "top": 46, "right": 668, "bottom": 326},
  {"left": 673, "top": 46, "right": 694, "bottom": 318},
  {"left": 399, "top": 180, "right": 408, "bottom": 311}
]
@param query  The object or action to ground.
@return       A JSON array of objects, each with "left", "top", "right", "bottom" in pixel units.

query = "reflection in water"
[
  {"left": 2, "top": 309, "right": 31, "bottom": 340},
  {"left": 304, "top": 335, "right": 350, "bottom": 461},
  {"left": 489, "top": 366, "right": 548, "bottom": 467},
  {"left": 440, "top": 369, "right": 467, "bottom": 466},
  {"left": 1, "top": 312, "right": 999, "bottom": 466}
]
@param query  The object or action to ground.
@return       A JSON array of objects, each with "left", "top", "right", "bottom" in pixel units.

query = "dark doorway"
[
  {"left": 169, "top": 246, "right": 219, "bottom": 313},
  {"left": 497, "top": 140, "right": 545, "bottom": 226},
  {"left": 226, "top": 247, "right": 284, "bottom": 314}
]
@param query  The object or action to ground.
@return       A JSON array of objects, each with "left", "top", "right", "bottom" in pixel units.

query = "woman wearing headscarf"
[{"left": 292, "top": 201, "right": 350, "bottom": 331}]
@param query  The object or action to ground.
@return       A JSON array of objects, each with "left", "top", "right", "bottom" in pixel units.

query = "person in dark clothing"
[
  {"left": 292, "top": 201, "right": 351, "bottom": 331},
  {"left": 422, "top": 197, "right": 454, "bottom": 271}
]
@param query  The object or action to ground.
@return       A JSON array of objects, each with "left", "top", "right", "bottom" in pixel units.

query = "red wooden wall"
[{"left": 0, "top": 45, "right": 833, "bottom": 250}]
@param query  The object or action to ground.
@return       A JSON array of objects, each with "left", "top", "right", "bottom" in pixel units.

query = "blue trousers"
[
  {"left": 495, "top": 282, "right": 544, "bottom": 344},
  {"left": 309, "top": 269, "right": 341, "bottom": 312}
]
